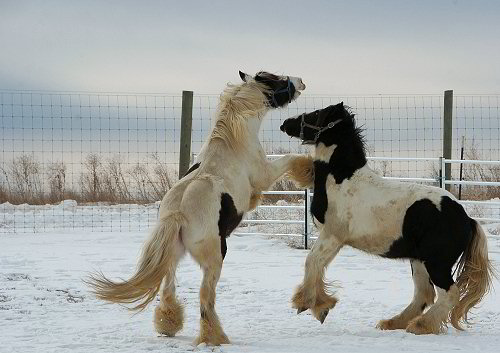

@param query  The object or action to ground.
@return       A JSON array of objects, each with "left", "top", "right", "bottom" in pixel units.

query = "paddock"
[{"left": 1, "top": 220, "right": 499, "bottom": 352}]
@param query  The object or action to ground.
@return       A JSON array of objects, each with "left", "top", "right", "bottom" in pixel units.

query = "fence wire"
[{"left": 1, "top": 90, "right": 499, "bottom": 233}]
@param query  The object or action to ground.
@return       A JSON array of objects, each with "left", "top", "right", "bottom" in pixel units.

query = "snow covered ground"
[{"left": 1, "top": 221, "right": 500, "bottom": 353}]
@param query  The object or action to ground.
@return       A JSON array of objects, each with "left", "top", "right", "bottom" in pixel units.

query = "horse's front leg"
[
  {"left": 292, "top": 231, "right": 341, "bottom": 323},
  {"left": 262, "top": 154, "right": 314, "bottom": 190}
]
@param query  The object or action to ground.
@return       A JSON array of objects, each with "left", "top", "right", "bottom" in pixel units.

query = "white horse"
[
  {"left": 87, "top": 71, "right": 312, "bottom": 345},
  {"left": 280, "top": 102, "right": 495, "bottom": 335}
]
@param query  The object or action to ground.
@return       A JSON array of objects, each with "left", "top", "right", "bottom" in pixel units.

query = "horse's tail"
[
  {"left": 85, "top": 211, "right": 186, "bottom": 311},
  {"left": 451, "top": 218, "right": 496, "bottom": 329}
]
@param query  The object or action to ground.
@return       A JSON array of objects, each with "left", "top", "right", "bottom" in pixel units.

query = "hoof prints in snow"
[
  {"left": 0, "top": 272, "right": 85, "bottom": 314},
  {"left": 4, "top": 273, "right": 32, "bottom": 281},
  {"left": 53, "top": 289, "right": 85, "bottom": 303}
]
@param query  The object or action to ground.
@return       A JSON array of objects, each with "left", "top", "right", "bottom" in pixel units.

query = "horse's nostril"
[{"left": 280, "top": 124, "right": 285, "bottom": 132}]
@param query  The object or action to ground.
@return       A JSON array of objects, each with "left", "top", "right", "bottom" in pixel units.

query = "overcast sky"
[{"left": 1, "top": 0, "right": 499, "bottom": 94}]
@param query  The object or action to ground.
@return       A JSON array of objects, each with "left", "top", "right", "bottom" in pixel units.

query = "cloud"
[{"left": 0, "top": 0, "right": 499, "bottom": 94}]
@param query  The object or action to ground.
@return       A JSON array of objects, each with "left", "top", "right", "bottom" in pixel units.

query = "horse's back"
[{"left": 328, "top": 169, "right": 472, "bottom": 261}]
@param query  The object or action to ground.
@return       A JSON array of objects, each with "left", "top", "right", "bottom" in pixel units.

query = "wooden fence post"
[
  {"left": 304, "top": 189, "right": 308, "bottom": 250},
  {"left": 443, "top": 90, "right": 453, "bottom": 191},
  {"left": 178, "top": 91, "right": 193, "bottom": 178}
]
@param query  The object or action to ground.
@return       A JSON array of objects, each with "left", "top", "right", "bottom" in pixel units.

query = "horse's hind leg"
[
  {"left": 406, "top": 262, "right": 459, "bottom": 335},
  {"left": 292, "top": 232, "right": 341, "bottom": 323},
  {"left": 154, "top": 274, "right": 185, "bottom": 336},
  {"left": 190, "top": 236, "right": 229, "bottom": 345},
  {"left": 154, "top": 239, "right": 185, "bottom": 336},
  {"left": 377, "top": 260, "right": 435, "bottom": 330}
]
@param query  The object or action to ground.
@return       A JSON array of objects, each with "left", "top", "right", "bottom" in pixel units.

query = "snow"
[
  {"left": 1, "top": 208, "right": 500, "bottom": 353},
  {"left": 0, "top": 201, "right": 160, "bottom": 233}
]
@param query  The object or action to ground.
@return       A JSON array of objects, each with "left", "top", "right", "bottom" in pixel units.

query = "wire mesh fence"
[{"left": 1, "top": 90, "right": 499, "bottom": 234}]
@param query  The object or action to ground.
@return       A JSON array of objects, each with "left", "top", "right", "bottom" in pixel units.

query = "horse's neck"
[
  {"left": 197, "top": 114, "right": 267, "bottom": 171},
  {"left": 244, "top": 113, "right": 266, "bottom": 157},
  {"left": 246, "top": 113, "right": 263, "bottom": 137},
  {"left": 323, "top": 144, "right": 367, "bottom": 184}
]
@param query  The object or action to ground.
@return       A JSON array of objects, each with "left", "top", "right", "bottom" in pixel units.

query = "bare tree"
[
  {"left": 150, "top": 153, "right": 173, "bottom": 200},
  {"left": 10, "top": 154, "right": 43, "bottom": 203},
  {"left": 373, "top": 160, "right": 391, "bottom": 177},
  {"left": 127, "top": 154, "right": 175, "bottom": 203},
  {"left": 128, "top": 162, "right": 151, "bottom": 202},
  {"left": 462, "top": 140, "right": 500, "bottom": 200},
  {"left": 0, "top": 165, "right": 11, "bottom": 203},
  {"left": 0, "top": 183, "right": 7, "bottom": 203},
  {"left": 80, "top": 153, "right": 104, "bottom": 202},
  {"left": 47, "top": 161, "right": 67, "bottom": 202},
  {"left": 104, "top": 155, "right": 130, "bottom": 203}
]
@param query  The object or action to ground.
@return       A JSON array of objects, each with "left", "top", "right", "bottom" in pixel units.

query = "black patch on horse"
[
  {"left": 183, "top": 162, "right": 200, "bottom": 177},
  {"left": 383, "top": 196, "right": 472, "bottom": 290},
  {"left": 322, "top": 109, "right": 367, "bottom": 184},
  {"left": 255, "top": 72, "right": 296, "bottom": 108},
  {"left": 218, "top": 193, "right": 243, "bottom": 259},
  {"left": 310, "top": 160, "right": 330, "bottom": 224}
]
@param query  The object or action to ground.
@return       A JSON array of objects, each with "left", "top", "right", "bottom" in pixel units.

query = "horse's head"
[
  {"left": 280, "top": 102, "right": 354, "bottom": 145},
  {"left": 239, "top": 71, "right": 306, "bottom": 108}
]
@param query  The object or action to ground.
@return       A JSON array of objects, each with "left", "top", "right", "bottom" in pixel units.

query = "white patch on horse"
[
  {"left": 288, "top": 76, "right": 306, "bottom": 100},
  {"left": 322, "top": 166, "right": 453, "bottom": 255},
  {"left": 315, "top": 143, "right": 337, "bottom": 163}
]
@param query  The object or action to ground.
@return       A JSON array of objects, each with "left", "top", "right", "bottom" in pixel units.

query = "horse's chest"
[
  {"left": 310, "top": 168, "right": 329, "bottom": 225},
  {"left": 311, "top": 193, "right": 328, "bottom": 225}
]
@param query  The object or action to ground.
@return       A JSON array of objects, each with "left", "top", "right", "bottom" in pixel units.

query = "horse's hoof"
[
  {"left": 319, "top": 309, "right": 329, "bottom": 324},
  {"left": 297, "top": 307, "right": 307, "bottom": 315},
  {"left": 376, "top": 319, "right": 394, "bottom": 330}
]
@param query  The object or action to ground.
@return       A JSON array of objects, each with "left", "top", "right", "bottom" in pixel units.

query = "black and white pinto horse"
[
  {"left": 87, "top": 71, "right": 312, "bottom": 345},
  {"left": 280, "top": 102, "right": 494, "bottom": 335}
]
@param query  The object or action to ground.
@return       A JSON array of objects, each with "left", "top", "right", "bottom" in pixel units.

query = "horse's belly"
[
  {"left": 345, "top": 234, "right": 399, "bottom": 255},
  {"left": 345, "top": 213, "right": 403, "bottom": 255}
]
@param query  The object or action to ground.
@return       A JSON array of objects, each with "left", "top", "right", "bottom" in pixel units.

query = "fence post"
[
  {"left": 458, "top": 136, "right": 465, "bottom": 199},
  {"left": 439, "top": 157, "right": 444, "bottom": 188},
  {"left": 443, "top": 90, "right": 453, "bottom": 191},
  {"left": 304, "top": 189, "right": 308, "bottom": 250},
  {"left": 179, "top": 91, "right": 193, "bottom": 178}
]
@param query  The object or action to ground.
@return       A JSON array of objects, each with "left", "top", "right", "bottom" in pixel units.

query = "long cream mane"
[{"left": 210, "top": 80, "right": 270, "bottom": 150}]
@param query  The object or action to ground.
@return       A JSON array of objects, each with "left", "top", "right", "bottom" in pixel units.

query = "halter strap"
[
  {"left": 271, "top": 77, "right": 292, "bottom": 106},
  {"left": 299, "top": 112, "right": 343, "bottom": 144}
]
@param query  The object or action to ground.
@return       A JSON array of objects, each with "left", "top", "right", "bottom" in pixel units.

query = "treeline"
[
  {"left": 0, "top": 153, "right": 176, "bottom": 205},
  {"left": 459, "top": 144, "right": 500, "bottom": 200},
  {"left": 1, "top": 146, "right": 498, "bottom": 205}
]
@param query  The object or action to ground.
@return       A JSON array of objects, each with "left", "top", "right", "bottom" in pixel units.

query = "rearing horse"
[{"left": 86, "top": 71, "right": 312, "bottom": 345}]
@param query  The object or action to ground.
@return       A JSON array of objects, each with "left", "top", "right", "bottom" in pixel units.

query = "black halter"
[
  {"left": 299, "top": 111, "right": 343, "bottom": 145},
  {"left": 271, "top": 77, "right": 292, "bottom": 106}
]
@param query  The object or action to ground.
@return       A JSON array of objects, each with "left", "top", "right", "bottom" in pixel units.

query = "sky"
[{"left": 1, "top": 0, "right": 500, "bottom": 95}]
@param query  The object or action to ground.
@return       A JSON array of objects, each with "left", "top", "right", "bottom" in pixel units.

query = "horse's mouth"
[{"left": 289, "top": 77, "right": 306, "bottom": 92}]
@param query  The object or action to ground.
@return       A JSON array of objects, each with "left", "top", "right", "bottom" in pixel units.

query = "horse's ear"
[
  {"left": 239, "top": 70, "right": 251, "bottom": 82},
  {"left": 340, "top": 101, "right": 344, "bottom": 106}
]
